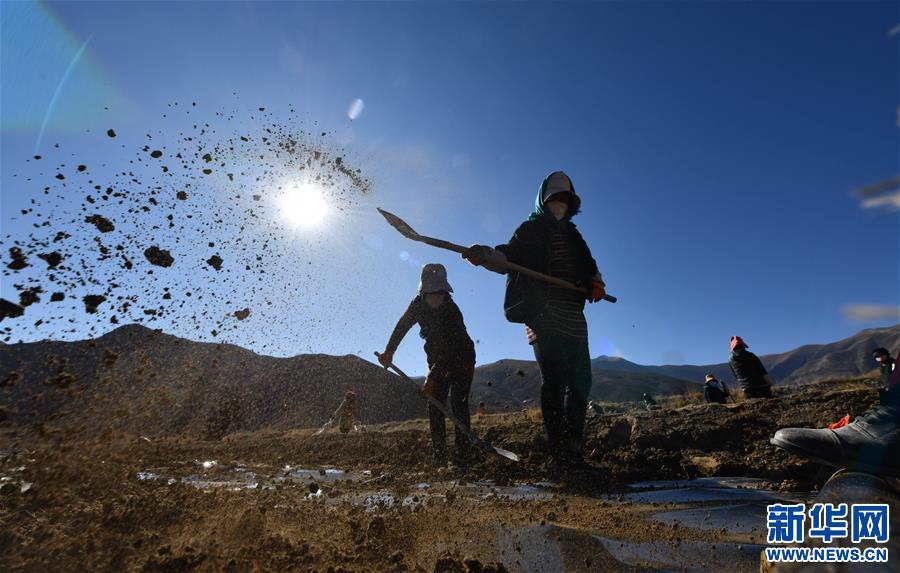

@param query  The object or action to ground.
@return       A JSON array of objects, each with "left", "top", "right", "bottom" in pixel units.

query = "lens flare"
[{"left": 347, "top": 98, "right": 365, "bottom": 120}]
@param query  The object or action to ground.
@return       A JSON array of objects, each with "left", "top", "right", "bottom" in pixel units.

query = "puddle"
[
  {"left": 285, "top": 467, "right": 359, "bottom": 483},
  {"left": 622, "top": 476, "right": 807, "bottom": 504},
  {"left": 594, "top": 534, "right": 764, "bottom": 572},
  {"left": 629, "top": 477, "right": 772, "bottom": 490},
  {"left": 332, "top": 491, "right": 429, "bottom": 512},
  {"left": 135, "top": 463, "right": 372, "bottom": 492},
  {"left": 181, "top": 472, "right": 260, "bottom": 491},
  {"left": 452, "top": 480, "right": 555, "bottom": 501},
  {"left": 651, "top": 503, "right": 764, "bottom": 534},
  {"left": 429, "top": 523, "right": 765, "bottom": 573}
]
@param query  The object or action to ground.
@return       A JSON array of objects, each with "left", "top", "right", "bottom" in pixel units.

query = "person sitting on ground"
[
  {"left": 334, "top": 390, "right": 357, "bottom": 434},
  {"left": 728, "top": 335, "right": 773, "bottom": 399},
  {"left": 703, "top": 374, "right": 728, "bottom": 404},
  {"left": 642, "top": 392, "right": 658, "bottom": 410},
  {"left": 872, "top": 347, "right": 896, "bottom": 390},
  {"left": 771, "top": 348, "right": 900, "bottom": 477},
  {"left": 378, "top": 264, "right": 476, "bottom": 470}
]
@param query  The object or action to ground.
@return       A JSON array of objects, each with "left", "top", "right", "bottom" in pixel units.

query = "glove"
[
  {"left": 588, "top": 280, "right": 606, "bottom": 303},
  {"left": 378, "top": 350, "right": 394, "bottom": 368},
  {"left": 461, "top": 244, "right": 488, "bottom": 266}
]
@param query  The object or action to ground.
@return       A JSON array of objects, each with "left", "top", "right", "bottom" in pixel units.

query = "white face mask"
[{"left": 547, "top": 200, "right": 568, "bottom": 220}]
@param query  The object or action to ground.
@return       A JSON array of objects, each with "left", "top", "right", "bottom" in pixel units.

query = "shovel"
[
  {"left": 374, "top": 352, "right": 520, "bottom": 462},
  {"left": 377, "top": 208, "right": 617, "bottom": 303}
]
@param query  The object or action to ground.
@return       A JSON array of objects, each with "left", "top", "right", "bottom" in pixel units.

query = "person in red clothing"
[{"left": 728, "top": 336, "right": 773, "bottom": 399}]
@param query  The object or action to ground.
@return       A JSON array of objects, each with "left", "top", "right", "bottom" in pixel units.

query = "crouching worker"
[
  {"left": 462, "top": 170, "right": 606, "bottom": 468},
  {"left": 378, "top": 264, "right": 476, "bottom": 469},
  {"left": 873, "top": 347, "right": 896, "bottom": 390},
  {"left": 728, "top": 336, "right": 773, "bottom": 399},
  {"left": 334, "top": 390, "right": 357, "bottom": 434},
  {"left": 703, "top": 374, "right": 728, "bottom": 404}
]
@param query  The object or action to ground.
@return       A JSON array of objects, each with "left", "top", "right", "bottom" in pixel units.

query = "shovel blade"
[
  {"left": 491, "top": 446, "right": 520, "bottom": 462},
  {"left": 377, "top": 208, "right": 421, "bottom": 240}
]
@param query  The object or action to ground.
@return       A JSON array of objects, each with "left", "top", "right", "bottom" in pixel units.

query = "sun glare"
[{"left": 279, "top": 183, "right": 327, "bottom": 228}]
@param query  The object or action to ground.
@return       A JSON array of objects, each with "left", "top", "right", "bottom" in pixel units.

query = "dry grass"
[{"left": 657, "top": 391, "right": 705, "bottom": 409}]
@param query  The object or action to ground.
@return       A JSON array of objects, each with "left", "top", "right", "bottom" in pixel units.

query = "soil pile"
[{"left": 0, "top": 324, "right": 422, "bottom": 437}]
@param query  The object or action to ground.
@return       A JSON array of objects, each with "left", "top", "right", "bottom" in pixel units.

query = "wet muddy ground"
[{"left": 0, "top": 381, "right": 893, "bottom": 572}]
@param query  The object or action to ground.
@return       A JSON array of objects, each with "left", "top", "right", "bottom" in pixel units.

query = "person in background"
[
  {"left": 703, "top": 374, "right": 728, "bottom": 404},
  {"left": 334, "top": 390, "right": 357, "bottom": 434},
  {"left": 728, "top": 336, "right": 773, "bottom": 399},
  {"left": 378, "top": 264, "right": 476, "bottom": 470},
  {"left": 872, "top": 347, "right": 896, "bottom": 390}
]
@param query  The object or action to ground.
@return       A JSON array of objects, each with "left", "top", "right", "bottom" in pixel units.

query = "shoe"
[{"left": 771, "top": 403, "right": 900, "bottom": 476}]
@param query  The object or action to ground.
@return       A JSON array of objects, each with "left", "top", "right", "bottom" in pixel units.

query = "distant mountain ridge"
[
  {"left": 0, "top": 324, "right": 423, "bottom": 437},
  {"left": 1, "top": 324, "right": 896, "bottom": 435},
  {"left": 469, "top": 325, "right": 899, "bottom": 410},
  {"left": 590, "top": 324, "right": 900, "bottom": 386}
]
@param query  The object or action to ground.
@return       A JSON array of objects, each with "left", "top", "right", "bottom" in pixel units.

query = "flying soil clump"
[
  {"left": 144, "top": 246, "right": 174, "bottom": 268},
  {"left": 0, "top": 99, "right": 374, "bottom": 350},
  {"left": 85, "top": 215, "right": 115, "bottom": 233}
]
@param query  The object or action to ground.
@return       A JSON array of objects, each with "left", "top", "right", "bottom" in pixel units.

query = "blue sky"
[{"left": 1, "top": 1, "right": 898, "bottom": 375}]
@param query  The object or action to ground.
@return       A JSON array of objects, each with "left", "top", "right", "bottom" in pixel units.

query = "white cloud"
[
  {"left": 860, "top": 191, "right": 900, "bottom": 211},
  {"left": 854, "top": 177, "right": 900, "bottom": 212},
  {"left": 842, "top": 304, "right": 900, "bottom": 323}
]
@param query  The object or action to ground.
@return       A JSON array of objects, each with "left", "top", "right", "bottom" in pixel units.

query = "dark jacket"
[
  {"left": 704, "top": 383, "right": 727, "bottom": 404},
  {"left": 386, "top": 295, "right": 475, "bottom": 366},
  {"left": 729, "top": 348, "right": 769, "bottom": 393},
  {"left": 495, "top": 216, "right": 598, "bottom": 325},
  {"left": 879, "top": 356, "right": 896, "bottom": 390}
]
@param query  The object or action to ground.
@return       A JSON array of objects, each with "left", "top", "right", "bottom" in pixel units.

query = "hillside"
[
  {"left": 0, "top": 324, "right": 422, "bottom": 437},
  {"left": 591, "top": 324, "right": 900, "bottom": 386},
  {"left": 2, "top": 324, "right": 896, "bottom": 438},
  {"left": 469, "top": 359, "right": 697, "bottom": 411}
]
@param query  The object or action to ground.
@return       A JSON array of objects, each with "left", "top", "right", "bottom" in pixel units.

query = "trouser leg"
[
  {"left": 564, "top": 339, "right": 591, "bottom": 457},
  {"left": 534, "top": 340, "right": 568, "bottom": 459},
  {"left": 427, "top": 370, "right": 450, "bottom": 463},
  {"left": 448, "top": 364, "right": 474, "bottom": 465}
]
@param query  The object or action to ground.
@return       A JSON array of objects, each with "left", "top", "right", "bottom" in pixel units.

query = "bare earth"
[{"left": 0, "top": 381, "right": 886, "bottom": 572}]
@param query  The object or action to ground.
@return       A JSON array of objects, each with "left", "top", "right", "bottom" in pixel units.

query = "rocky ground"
[{"left": 0, "top": 379, "right": 890, "bottom": 572}]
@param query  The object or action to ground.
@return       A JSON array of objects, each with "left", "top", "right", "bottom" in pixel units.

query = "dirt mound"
[{"left": 0, "top": 324, "right": 423, "bottom": 437}]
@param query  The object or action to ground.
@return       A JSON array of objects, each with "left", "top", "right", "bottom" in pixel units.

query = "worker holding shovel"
[
  {"left": 378, "top": 264, "right": 476, "bottom": 470},
  {"left": 462, "top": 171, "right": 607, "bottom": 468}
]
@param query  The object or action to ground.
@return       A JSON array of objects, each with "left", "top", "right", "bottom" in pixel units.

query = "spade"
[{"left": 377, "top": 208, "right": 616, "bottom": 303}]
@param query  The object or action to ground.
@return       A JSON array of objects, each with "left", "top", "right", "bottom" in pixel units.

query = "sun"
[{"left": 278, "top": 182, "right": 327, "bottom": 228}]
